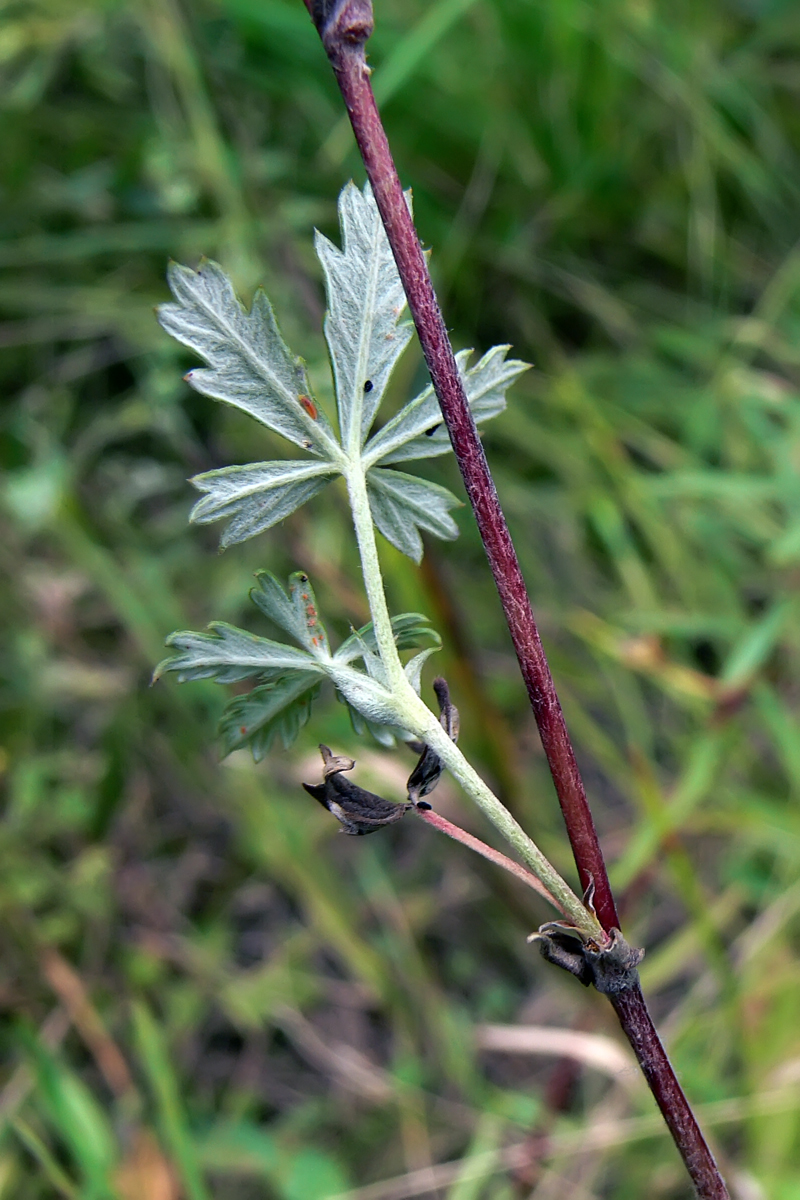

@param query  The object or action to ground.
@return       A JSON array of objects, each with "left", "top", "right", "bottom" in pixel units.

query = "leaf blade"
[
  {"left": 158, "top": 259, "right": 338, "bottom": 455},
  {"left": 190, "top": 460, "right": 337, "bottom": 547},
  {"left": 363, "top": 345, "right": 529, "bottom": 466},
  {"left": 404, "top": 646, "right": 440, "bottom": 695},
  {"left": 153, "top": 622, "right": 321, "bottom": 685},
  {"left": 367, "top": 468, "right": 461, "bottom": 563},
  {"left": 132, "top": 1001, "right": 211, "bottom": 1200},
  {"left": 250, "top": 571, "right": 330, "bottom": 655},
  {"left": 315, "top": 182, "right": 413, "bottom": 449},
  {"left": 219, "top": 673, "right": 322, "bottom": 760}
]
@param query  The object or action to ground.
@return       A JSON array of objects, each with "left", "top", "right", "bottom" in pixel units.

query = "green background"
[{"left": 3, "top": 0, "right": 800, "bottom": 1195}]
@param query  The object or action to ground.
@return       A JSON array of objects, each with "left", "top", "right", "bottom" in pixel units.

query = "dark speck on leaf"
[{"left": 364, "top": 380, "right": 373, "bottom": 392}]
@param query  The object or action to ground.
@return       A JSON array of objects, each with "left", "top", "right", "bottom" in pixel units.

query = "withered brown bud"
[
  {"left": 303, "top": 744, "right": 410, "bottom": 836},
  {"left": 531, "top": 922, "right": 644, "bottom": 994},
  {"left": 406, "top": 677, "right": 459, "bottom": 807}
]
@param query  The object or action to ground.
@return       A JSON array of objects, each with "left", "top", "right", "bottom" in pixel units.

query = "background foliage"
[{"left": 3, "top": 0, "right": 800, "bottom": 1196}]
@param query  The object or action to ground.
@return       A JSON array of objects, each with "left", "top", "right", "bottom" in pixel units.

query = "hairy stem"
[
  {"left": 418, "top": 714, "right": 602, "bottom": 939},
  {"left": 347, "top": 426, "right": 591, "bottom": 931},
  {"left": 344, "top": 463, "right": 405, "bottom": 688}
]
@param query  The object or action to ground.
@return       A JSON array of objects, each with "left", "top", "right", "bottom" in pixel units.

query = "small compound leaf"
[
  {"left": 315, "top": 182, "right": 413, "bottom": 448},
  {"left": 190, "top": 461, "right": 337, "bottom": 548},
  {"left": 159, "top": 259, "right": 337, "bottom": 456},
  {"left": 250, "top": 571, "right": 329, "bottom": 656},
  {"left": 367, "top": 469, "right": 460, "bottom": 563},
  {"left": 219, "top": 674, "right": 321, "bottom": 760},
  {"left": 363, "top": 346, "right": 529, "bottom": 467},
  {"left": 363, "top": 349, "right": 469, "bottom": 466},
  {"left": 153, "top": 623, "right": 320, "bottom": 685},
  {"left": 334, "top": 612, "right": 441, "bottom": 664}
]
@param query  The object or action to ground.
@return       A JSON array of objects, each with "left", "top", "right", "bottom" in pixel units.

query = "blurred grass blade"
[
  {"left": 10, "top": 1117, "right": 79, "bottom": 1200},
  {"left": 612, "top": 730, "right": 729, "bottom": 890},
  {"left": 19, "top": 1026, "right": 117, "bottom": 1194},
  {"left": 445, "top": 1113, "right": 503, "bottom": 1200},
  {"left": 720, "top": 599, "right": 794, "bottom": 689},
  {"left": 131, "top": 1002, "right": 211, "bottom": 1200}
]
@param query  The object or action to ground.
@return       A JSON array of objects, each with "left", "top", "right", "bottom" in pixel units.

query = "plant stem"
[
  {"left": 305, "top": 0, "right": 617, "bottom": 934},
  {"left": 609, "top": 988, "right": 727, "bottom": 1195},
  {"left": 346, "top": 397, "right": 593, "bottom": 933},
  {"left": 344, "top": 462, "right": 405, "bottom": 688},
  {"left": 302, "top": 3, "right": 731, "bottom": 1196},
  {"left": 419, "top": 714, "right": 602, "bottom": 938}
]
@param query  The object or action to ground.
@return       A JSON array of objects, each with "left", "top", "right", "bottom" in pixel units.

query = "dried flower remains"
[
  {"left": 303, "top": 744, "right": 411, "bottom": 835},
  {"left": 406, "top": 677, "right": 459, "bottom": 807}
]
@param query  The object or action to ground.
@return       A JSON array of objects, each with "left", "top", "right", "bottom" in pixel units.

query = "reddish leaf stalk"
[
  {"left": 302, "top": 2, "right": 730, "bottom": 1196},
  {"left": 414, "top": 806, "right": 566, "bottom": 914}
]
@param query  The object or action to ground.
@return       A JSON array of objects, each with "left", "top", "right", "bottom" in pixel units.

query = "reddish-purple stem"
[
  {"left": 414, "top": 806, "right": 566, "bottom": 914},
  {"left": 302, "top": 3, "right": 730, "bottom": 1196},
  {"left": 609, "top": 988, "right": 725, "bottom": 1191}
]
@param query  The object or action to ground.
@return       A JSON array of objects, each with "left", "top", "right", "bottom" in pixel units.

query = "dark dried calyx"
[
  {"left": 406, "top": 677, "right": 459, "bottom": 807},
  {"left": 303, "top": 744, "right": 410, "bottom": 836},
  {"left": 533, "top": 922, "right": 644, "bottom": 994}
]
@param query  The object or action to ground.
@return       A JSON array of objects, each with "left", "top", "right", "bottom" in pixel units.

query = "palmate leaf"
[
  {"left": 159, "top": 186, "right": 528, "bottom": 562},
  {"left": 158, "top": 259, "right": 337, "bottom": 457},
  {"left": 190, "top": 461, "right": 337, "bottom": 548},
  {"left": 153, "top": 622, "right": 321, "bottom": 685},
  {"left": 363, "top": 345, "right": 530, "bottom": 467},
  {"left": 315, "top": 181, "right": 414, "bottom": 448},
  {"left": 156, "top": 570, "right": 443, "bottom": 758},
  {"left": 219, "top": 674, "right": 322, "bottom": 761},
  {"left": 367, "top": 469, "right": 460, "bottom": 563}
]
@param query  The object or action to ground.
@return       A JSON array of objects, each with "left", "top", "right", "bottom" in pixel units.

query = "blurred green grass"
[{"left": 3, "top": 0, "right": 800, "bottom": 1195}]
